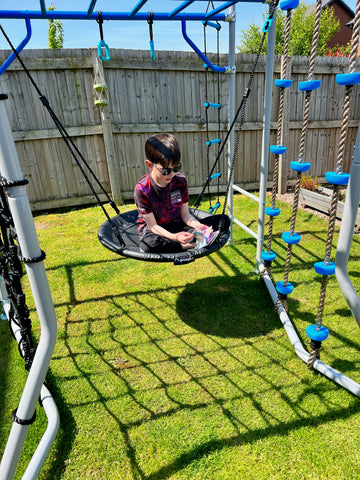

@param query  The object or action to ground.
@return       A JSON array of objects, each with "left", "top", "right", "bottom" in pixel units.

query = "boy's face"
[{"left": 146, "top": 160, "right": 181, "bottom": 186}]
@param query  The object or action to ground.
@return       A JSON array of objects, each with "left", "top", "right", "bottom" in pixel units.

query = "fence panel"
[{"left": 0, "top": 48, "right": 358, "bottom": 210}]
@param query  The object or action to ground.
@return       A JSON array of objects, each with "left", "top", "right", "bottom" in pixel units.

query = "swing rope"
[
  {"left": 262, "top": 4, "right": 294, "bottom": 284},
  {"left": 307, "top": 0, "right": 360, "bottom": 368},
  {"left": 195, "top": 0, "right": 280, "bottom": 216},
  {"left": 203, "top": 2, "right": 222, "bottom": 213},
  {"left": 275, "top": 0, "right": 323, "bottom": 305}
]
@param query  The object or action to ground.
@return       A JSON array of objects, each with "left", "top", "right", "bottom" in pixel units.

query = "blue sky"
[{"left": 0, "top": 0, "right": 357, "bottom": 54}]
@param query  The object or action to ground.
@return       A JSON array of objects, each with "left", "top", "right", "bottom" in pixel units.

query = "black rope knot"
[
  {"left": 12, "top": 408, "right": 37, "bottom": 426},
  {"left": 19, "top": 249, "right": 46, "bottom": 264},
  {"left": 1, "top": 177, "right": 29, "bottom": 188}
]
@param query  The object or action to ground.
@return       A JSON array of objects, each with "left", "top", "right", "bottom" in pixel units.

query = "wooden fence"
[{"left": 0, "top": 48, "right": 359, "bottom": 211}]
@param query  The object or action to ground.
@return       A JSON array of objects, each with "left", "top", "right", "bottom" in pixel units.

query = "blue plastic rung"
[
  {"left": 274, "top": 79, "right": 293, "bottom": 88},
  {"left": 314, "top": 261, "right": 335, "bottom": 276},
  {"left": 280, "top": 0, "right": 300, "bottom": 10},
  {"left": 282, "top": 231, "right": 301, "bottom": 244},
  {"left": 276, "top": 280, "right": 294, "bottom": 295},
  {"left": 290, "top": 161, "right": 311, "bottom": 172},
  {"left": 270, "top": 145, "right": 287, "bottom": 155},
  {"left": 306, "top": 324, "right": 329, "bottom": 342},
  {"left": 262, "top": 251, "right": 277, "bottom": 262},
  {"left": 325, "top": 171, "right": 350, "bottom": 186},
  {"left": 298, "top": 80, "right": 321, "bottom": 91},
  {"left": 206, "top": 138, "right": 221, "bottom": 146},
  {"left": 207, "top": 172, "right": 222, "bottom": 181},
  {"left": 202, "top": 20, "right": 221, "bottom": 30},
  {"left": 204, "top": 102, "right": 221, "bottom": 109},
  {"left": 265, "top": 207, "right": 281, "bottom": 217},
  {"left": 209, "top": 202, "right": 220, "bottom": 213},
  {"left": 336, "top": 72, "right": 360, "bottom": 86}
]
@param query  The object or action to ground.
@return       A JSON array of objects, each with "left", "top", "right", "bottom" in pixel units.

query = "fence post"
[
  {"left": 277, "top": 55, "right": 292, "bottom": 194},
  {"left": 91, "top": 48, "right": 123, "bottom": 204}
]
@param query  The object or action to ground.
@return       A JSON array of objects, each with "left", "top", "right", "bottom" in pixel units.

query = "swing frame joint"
[
  {"left": 225, "top": 11, "right": 236, "bottom": 22},
  {"left": 226, "top": 65, "right": 236, "bottom": 74}
]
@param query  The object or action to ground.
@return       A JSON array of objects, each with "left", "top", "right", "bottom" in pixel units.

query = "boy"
[{"left": 134, "top": 133, "right": 229, "bottom": 254}]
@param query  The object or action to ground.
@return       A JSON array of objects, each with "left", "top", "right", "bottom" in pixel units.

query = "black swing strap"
[{"left": 0, "top": 25, "right": 125, "bottom": 247}]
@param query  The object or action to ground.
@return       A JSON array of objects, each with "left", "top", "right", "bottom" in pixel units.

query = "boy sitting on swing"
[{"left": 134, "top": 133, "right": 229, "bottom": 253}]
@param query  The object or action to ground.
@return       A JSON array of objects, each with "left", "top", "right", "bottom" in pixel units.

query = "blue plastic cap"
[
  {"left": 290, "top": 161, "right": 311, "bottom": 172},
  {"left": 275, "top": 79, "right": 293, "bottom": 88},
  {"left": 306, "top": 324, "right": 329, "bottom": 342},
  {"left": 276, "top": 280, "right": 294, "bottom": 295},
  {"left": 336, "top": 72, "right": 360, "bottom": 86},
  {"left": 270, "top": 145, "right": 287, "bottom": 155},
  {"left": 314, "top": 261, "right": 335, "bottom": 276},
  {"left": 298, "top": 80, "right": 321, "bottom": 91},
  {"left": 282, "top": 231, "right": 301, "bottom": 244},
  {"left": 325, "top": 171, "right": 350, "bottom": 186},
  {"left": 265, "top": 207, "right": 281, "bottom": 217},
  {"left": 280, "top": 0, "right": 299, "bottom": 10},
  {"left": 261, "top": 251, "right": 277, "bottom": 262}
]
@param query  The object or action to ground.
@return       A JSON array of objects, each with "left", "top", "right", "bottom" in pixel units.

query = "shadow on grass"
[
  {"left": 176, "top": 274, "right": 279, "bottom": 338},
  {"left": 145, "top": 394, "right": 359, "bottom": 480},
  {"left": 0, "top": 320, "right": 15, "bottom": 450},
  {"left": 42, "top": 368, "right": 77, "bottom": 480}
]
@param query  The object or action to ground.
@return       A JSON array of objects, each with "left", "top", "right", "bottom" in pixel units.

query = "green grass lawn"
[{"left": 1, "top": 193, "right": 360, "bottom": 480}]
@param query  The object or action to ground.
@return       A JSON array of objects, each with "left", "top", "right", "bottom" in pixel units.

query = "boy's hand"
[{"left": 176, "top": 231, "right": 195, "bottom": 244}]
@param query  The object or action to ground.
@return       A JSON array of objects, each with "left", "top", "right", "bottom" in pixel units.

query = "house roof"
[{"left": 308, "top": 0, "right": 355, "bottom": 18}]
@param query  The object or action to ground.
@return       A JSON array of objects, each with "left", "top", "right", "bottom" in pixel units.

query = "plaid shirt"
[{"left": 134, "top": 173, "right": 189, "bottom": 234}]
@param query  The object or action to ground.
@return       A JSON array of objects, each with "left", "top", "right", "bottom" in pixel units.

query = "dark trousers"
[{"left": 139, "top": 214, "right": 230, "bottom": 254}]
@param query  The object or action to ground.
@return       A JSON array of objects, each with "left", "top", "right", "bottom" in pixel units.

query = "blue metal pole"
[{"left": 0, "top": 10, "right": 228, "bottom": 21}]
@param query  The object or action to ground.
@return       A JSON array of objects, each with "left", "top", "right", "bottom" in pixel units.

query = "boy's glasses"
[{"left": 152, "top": 163, "right": 182, "bottom": 176}]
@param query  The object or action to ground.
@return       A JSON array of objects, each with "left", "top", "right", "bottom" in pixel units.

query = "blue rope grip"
[
  {"left": 270, "top": 145, "right": 287, "bottom": 155},
  {"left": 275, "top": 79, "right": 293, "bottom": 88},
  {"left": 97, "top": 40, "right": 111, "bottom": 61},
  {"left": 290, "top": 161, "right": 311, "bottom": 172},
  {"left": 280, "top": 0, "right": 300, "bottom": 10},
  {"left": 96, "top": 12, "right": 111, "bottom": 61},
  {"left": 298, "top": 80, "right": 321, "bottom": 91},
  {"left": 209, "top": 202, "right": 221, "bottom": 213},
  {"left": 148, "top": 12, "right": 155, "bottom": 61},
  {"left": 149, "top": 40, "right": 155, "bottom": 60},
  {"left": 282, "top": 231, "right": 301, "bottom": 244},
  {"left": 261, "top": 251, "right": 277, "bottom": 262},
  {"left": 306, "top": 324, "right": 329, "bottom": 342},
  {"left": 314, "top": 261, "right": 335, "bottom": 276},
  {"left": 206, "top": 138, "right": 221, "bottom": 146},
  {"left": 336, "top": 72, "right": 360, "bottom": 86},
  {"left": 0, "top": 18, "right": 32, "bottom": 75},
  {"left": 325, "top": 171, "right": 350, "bottom": 186},
  {"left": 265, "top": 207, "right": 281, "bottom": 217},
  {"left": 262, "top": 14, "right": 274, "bottom": 33},
  {"left": 276, "top": 280, "right": 294, "bottom": 295}
]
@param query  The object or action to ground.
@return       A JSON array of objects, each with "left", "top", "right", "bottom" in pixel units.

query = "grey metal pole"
[
  {"left": 335, "top": 121, "right": 360, "bottom": 327},
  {"left": 0, "top": 96, "right": 58, "bottom": 480},
  {"left": 259, "top": 262, "right": 360, "bottom": 395},
  {"left": 257, "top": 8, "right": 277, "bottom": 264},
  {"left": 227, "top": 5, "right": 236, "bottom": 242}
]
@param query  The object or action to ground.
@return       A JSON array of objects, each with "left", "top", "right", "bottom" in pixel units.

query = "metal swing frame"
[{"left": 0, "top": 2, "right": 360, "bottom": 480}]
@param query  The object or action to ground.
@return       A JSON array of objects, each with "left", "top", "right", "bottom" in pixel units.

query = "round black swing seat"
[{"left": 98, "top": 209, "right": 230, "bottom": 264}]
